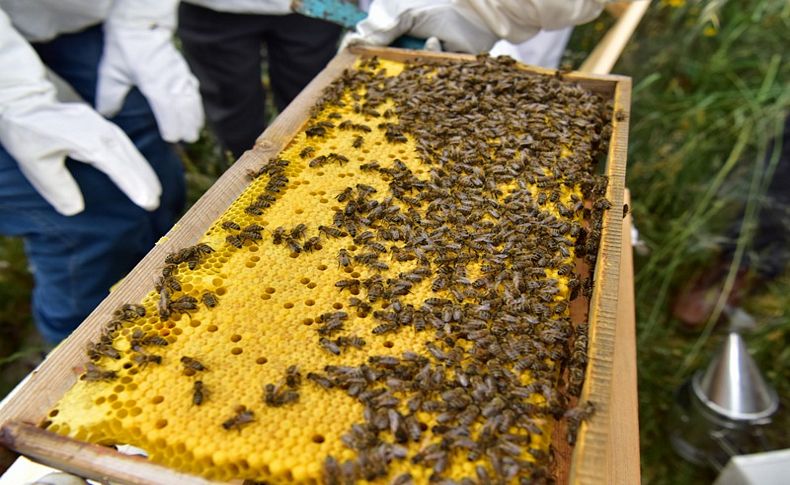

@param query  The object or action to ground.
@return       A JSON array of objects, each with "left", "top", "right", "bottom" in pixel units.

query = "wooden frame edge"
[
  {"left": 0, "top": 422, "right": 221, "bottom": 485},
  {"left": 569, "top": 76, "right": 632, "bottom": 484}
]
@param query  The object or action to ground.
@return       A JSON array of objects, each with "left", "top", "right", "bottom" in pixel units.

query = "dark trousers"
[
  {"left": 178, "top": 4, "right": 343, "bottom": 159},
  {"left": 0, "top": 25, "right": 185, "bottom": 343}
]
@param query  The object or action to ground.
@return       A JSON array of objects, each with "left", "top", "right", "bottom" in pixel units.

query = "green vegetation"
[
  {"left": 569, "top": 0, "right": 789, "bottom": 482},
  {"left": 0, "top": 1, "right": 787, "bottom": 482}
]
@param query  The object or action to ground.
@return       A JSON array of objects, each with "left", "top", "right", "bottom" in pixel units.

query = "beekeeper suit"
[
  {"left": 346, "top": 0, "right": 607, "bottom": 55},
  {"left": 177, "top": 0, "right": 343, "bottom": 158},
  {"left": 0, "top": 0, "right": 203, "bottom": 342}
]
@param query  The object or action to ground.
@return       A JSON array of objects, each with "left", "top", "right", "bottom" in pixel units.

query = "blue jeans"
[{"left": 0, "top": 25, "right": 185, "bottom": 343}]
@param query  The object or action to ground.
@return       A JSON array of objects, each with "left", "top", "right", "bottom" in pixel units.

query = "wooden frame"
[{"left": 0, "top": 46, "right": 633, "bottom": 484}]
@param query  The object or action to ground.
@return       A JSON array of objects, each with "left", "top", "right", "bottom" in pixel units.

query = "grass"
[
  {"left": 0, "top": 1, "right": 788, "bottom": 482},
  {"left": 568, "top": 1, "right": 790, "bottom": 483}
]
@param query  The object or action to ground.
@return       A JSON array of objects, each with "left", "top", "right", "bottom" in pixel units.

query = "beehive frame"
[{"left": 0, "top": 47, "right": 632, "bottom": 485}]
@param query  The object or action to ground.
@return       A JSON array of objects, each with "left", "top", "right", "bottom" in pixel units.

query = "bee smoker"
[{"left": 670, "top": 331, "right": 779, "bottom": 471}]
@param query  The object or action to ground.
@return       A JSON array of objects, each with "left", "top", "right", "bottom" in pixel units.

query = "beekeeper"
[
  {"left": 177, "top": 0, "right": 343, "bottom": 159},
  {"left": 0, "top": 1, "right": 203, "bottom": 343},
  {"left": 345, "top": 0, "right": 608, "bottom": 56}
]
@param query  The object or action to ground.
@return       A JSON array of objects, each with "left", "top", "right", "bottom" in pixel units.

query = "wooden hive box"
[{"left": 0, "top": 46, "right": 634, "bottom": 485}]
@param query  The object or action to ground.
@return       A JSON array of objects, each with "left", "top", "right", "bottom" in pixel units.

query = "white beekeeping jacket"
[
  {"left": 0, "top": 0, "right": 112, "bottom": 42},
  {"left": 0, "top": 0, "right": 179, "bottom": 42}
]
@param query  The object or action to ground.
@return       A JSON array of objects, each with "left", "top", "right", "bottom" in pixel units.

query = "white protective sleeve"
[
  {"left": 458, "top": 0, "right": 607, "bottom": 45},
  {"left": 350, "top": 0, "right": 609, "bottom": 54},
  {"left": 0, "top": 0, "right": 111, "bottom": 42}
]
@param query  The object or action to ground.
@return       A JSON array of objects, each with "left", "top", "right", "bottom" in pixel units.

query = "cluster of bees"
[
  {"left": 250, "top": 55, "right": 610, "bottom": 483},
  {"left": 79, "top": 239, "right": 220, "bottom": 414},
  {"left": 68, "top": 54, "right": 612, "bottom": 483}
]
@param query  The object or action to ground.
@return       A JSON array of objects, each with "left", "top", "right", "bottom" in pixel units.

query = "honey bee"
[
  {"left": 392, "top": 473, "right": 413, "bottom": 485},
  {"left": 101, "top": 319, "right": 124, "bottom": 339},
  {"left": 158, "top": 287, "right": 171, "bottom": 320},
  {"left": 285, "top": 237, "right": 302, "bottom": 254},
  {"left": 309, "top": 155, "right": 328, "bottom": 168},
  {"left": 318, "top": 225, "right": 346, "bottom": 238},
  {"left": 359, "top": 161, "right": 381, "bottom": 172},
  {"left": 244, "top": 205, "right": 264, "bottom": 216},
  {"left": 157, "top": 269, "right": 183, "bottom": 291},
  {"left": 81, "top": 362, "right": 117, "bottom": 382},
  {"left": 263, "top": 383, "right": 300, "bottom": 407},
  {"left": 193, "top": 380, "right": 205, "bottom": 406},
  {"left": 303, "top": 236, "right": 321, "bottom": 252},
  {"left": 352, "top": 135, "right": 364, "bottom": 148},
  {"left": 136, "top": 335, "right": 169, "bottom": 348},
  {"left": 221, "top": 409, "right": 255, "bottom": 431},
  {"left": 371, "top": 322, "right": 396, "bottom": 335},
  {"left": 593, "top": 197, "right": 612, "bottom": 210},
  {"left": 86, "top": 341, "right": 120, "bottom": 360},
  {"left": 201, "top": 291, "right": 219, "bottom": 308},
  {"left": 319, "top": 337, "right": 341, "bottom": 355},
  {"left": 299, "top": 146, "right": 316, "bottom": 158},
  {"left": 564, "top": 401, "right": 595, "bottom": 445},
  {"left": 272, "top": 226, "right": 286, "bottom": 244},
  {"left": 305, "top": 125, "right": 327, "bottom": 137},
  {"left": 285, "top": 365, "right": 302, "bottom": 388},
  {"left": 290, "top": 223, "right": 307, "bottom": 239},
  {"left": 365, "top": 241, "right": 387, "bottom": 253},
  {"left": 180, "top": 356, "right": 207, "bottom": 372},
  {"left": 161, "top": 263, "right": 178, "bottom": 277},
  {"left": 324, "top": 456, "right": 342, "bottom": 485},
  {"left": 169, "top": 295, "right": 198, "bottom": 315},
  {"left": 336, "top": 187, "right": 353, "bottom": 202},
  {"left": 337, "top": 249, "right": 351, "bottom": 267},
  {"left": 114, "top": 304, "right": 146, "bottom": 321},
  {"left": 132, "top": 352, "right": 162, "bottom": 368},
  {"left": 335, "top": 278, "right": 360, "bottom": 292},
  {"left": 221, "top": 220, "right": 240, "bottom": 231},
  {"left": 348, "top": 297, "right": 372, "bottom": 314},
  {"left": 226, "top": 234, "right": 243, "bottom": 248},
  {"left": 307, "top": 372, "right": 334, "bottom": 389},
  {"left": 327, "top": 153, "right": 349, "bottom": 165}
]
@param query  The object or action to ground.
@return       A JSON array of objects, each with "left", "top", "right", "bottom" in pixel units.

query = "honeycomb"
[{"left": 45, "top": 55, "right": 612, "bottom": 483}]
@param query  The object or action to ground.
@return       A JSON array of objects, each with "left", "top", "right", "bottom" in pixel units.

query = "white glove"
[
  {"left": 345, "top": 0, "right": 607, "bottom": 54},
  {"left": 0, "top": 9, "right": 161, "bottom": 216},
  {"left": 344, "top": 0, "right": 497, "bottom": 53},
  {"left": 97, "top": 0, "right": 204, "bottom": 143}
]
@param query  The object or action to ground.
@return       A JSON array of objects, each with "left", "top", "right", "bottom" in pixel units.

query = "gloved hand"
[
  {"left": 3, "top": 102, "right": 163, "bottom": 216},
  {"left": 0, "top": 9, "right": 161, "bottom": 216},
  {"left": 342, "top": 0, "right": 498, "bottom": 53},
  {"left": 97, "top": 0, "right": 204, "bottom": 143},
  {"left": 344, "top": 0, "right": 606, "bottom": 54}
]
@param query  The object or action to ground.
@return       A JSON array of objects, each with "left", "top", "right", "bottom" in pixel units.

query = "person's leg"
[
  {"left": 264, "top": 14, "right": 342, "bottom": 112},
  {"left": 0, "top": 25, "right": 184, "bottom": 342},
  {"left": 177, "top": 4, "right": 267, "bottom": 158}
]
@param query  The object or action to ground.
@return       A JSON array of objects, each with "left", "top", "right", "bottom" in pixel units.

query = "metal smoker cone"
[{"left": 692, "top": 332, "right": 779, "bottom": 422}]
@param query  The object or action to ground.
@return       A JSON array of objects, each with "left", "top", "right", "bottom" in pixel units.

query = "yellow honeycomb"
[{"left": 45, "top": 56, "right": 610, "bottom": 483}]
